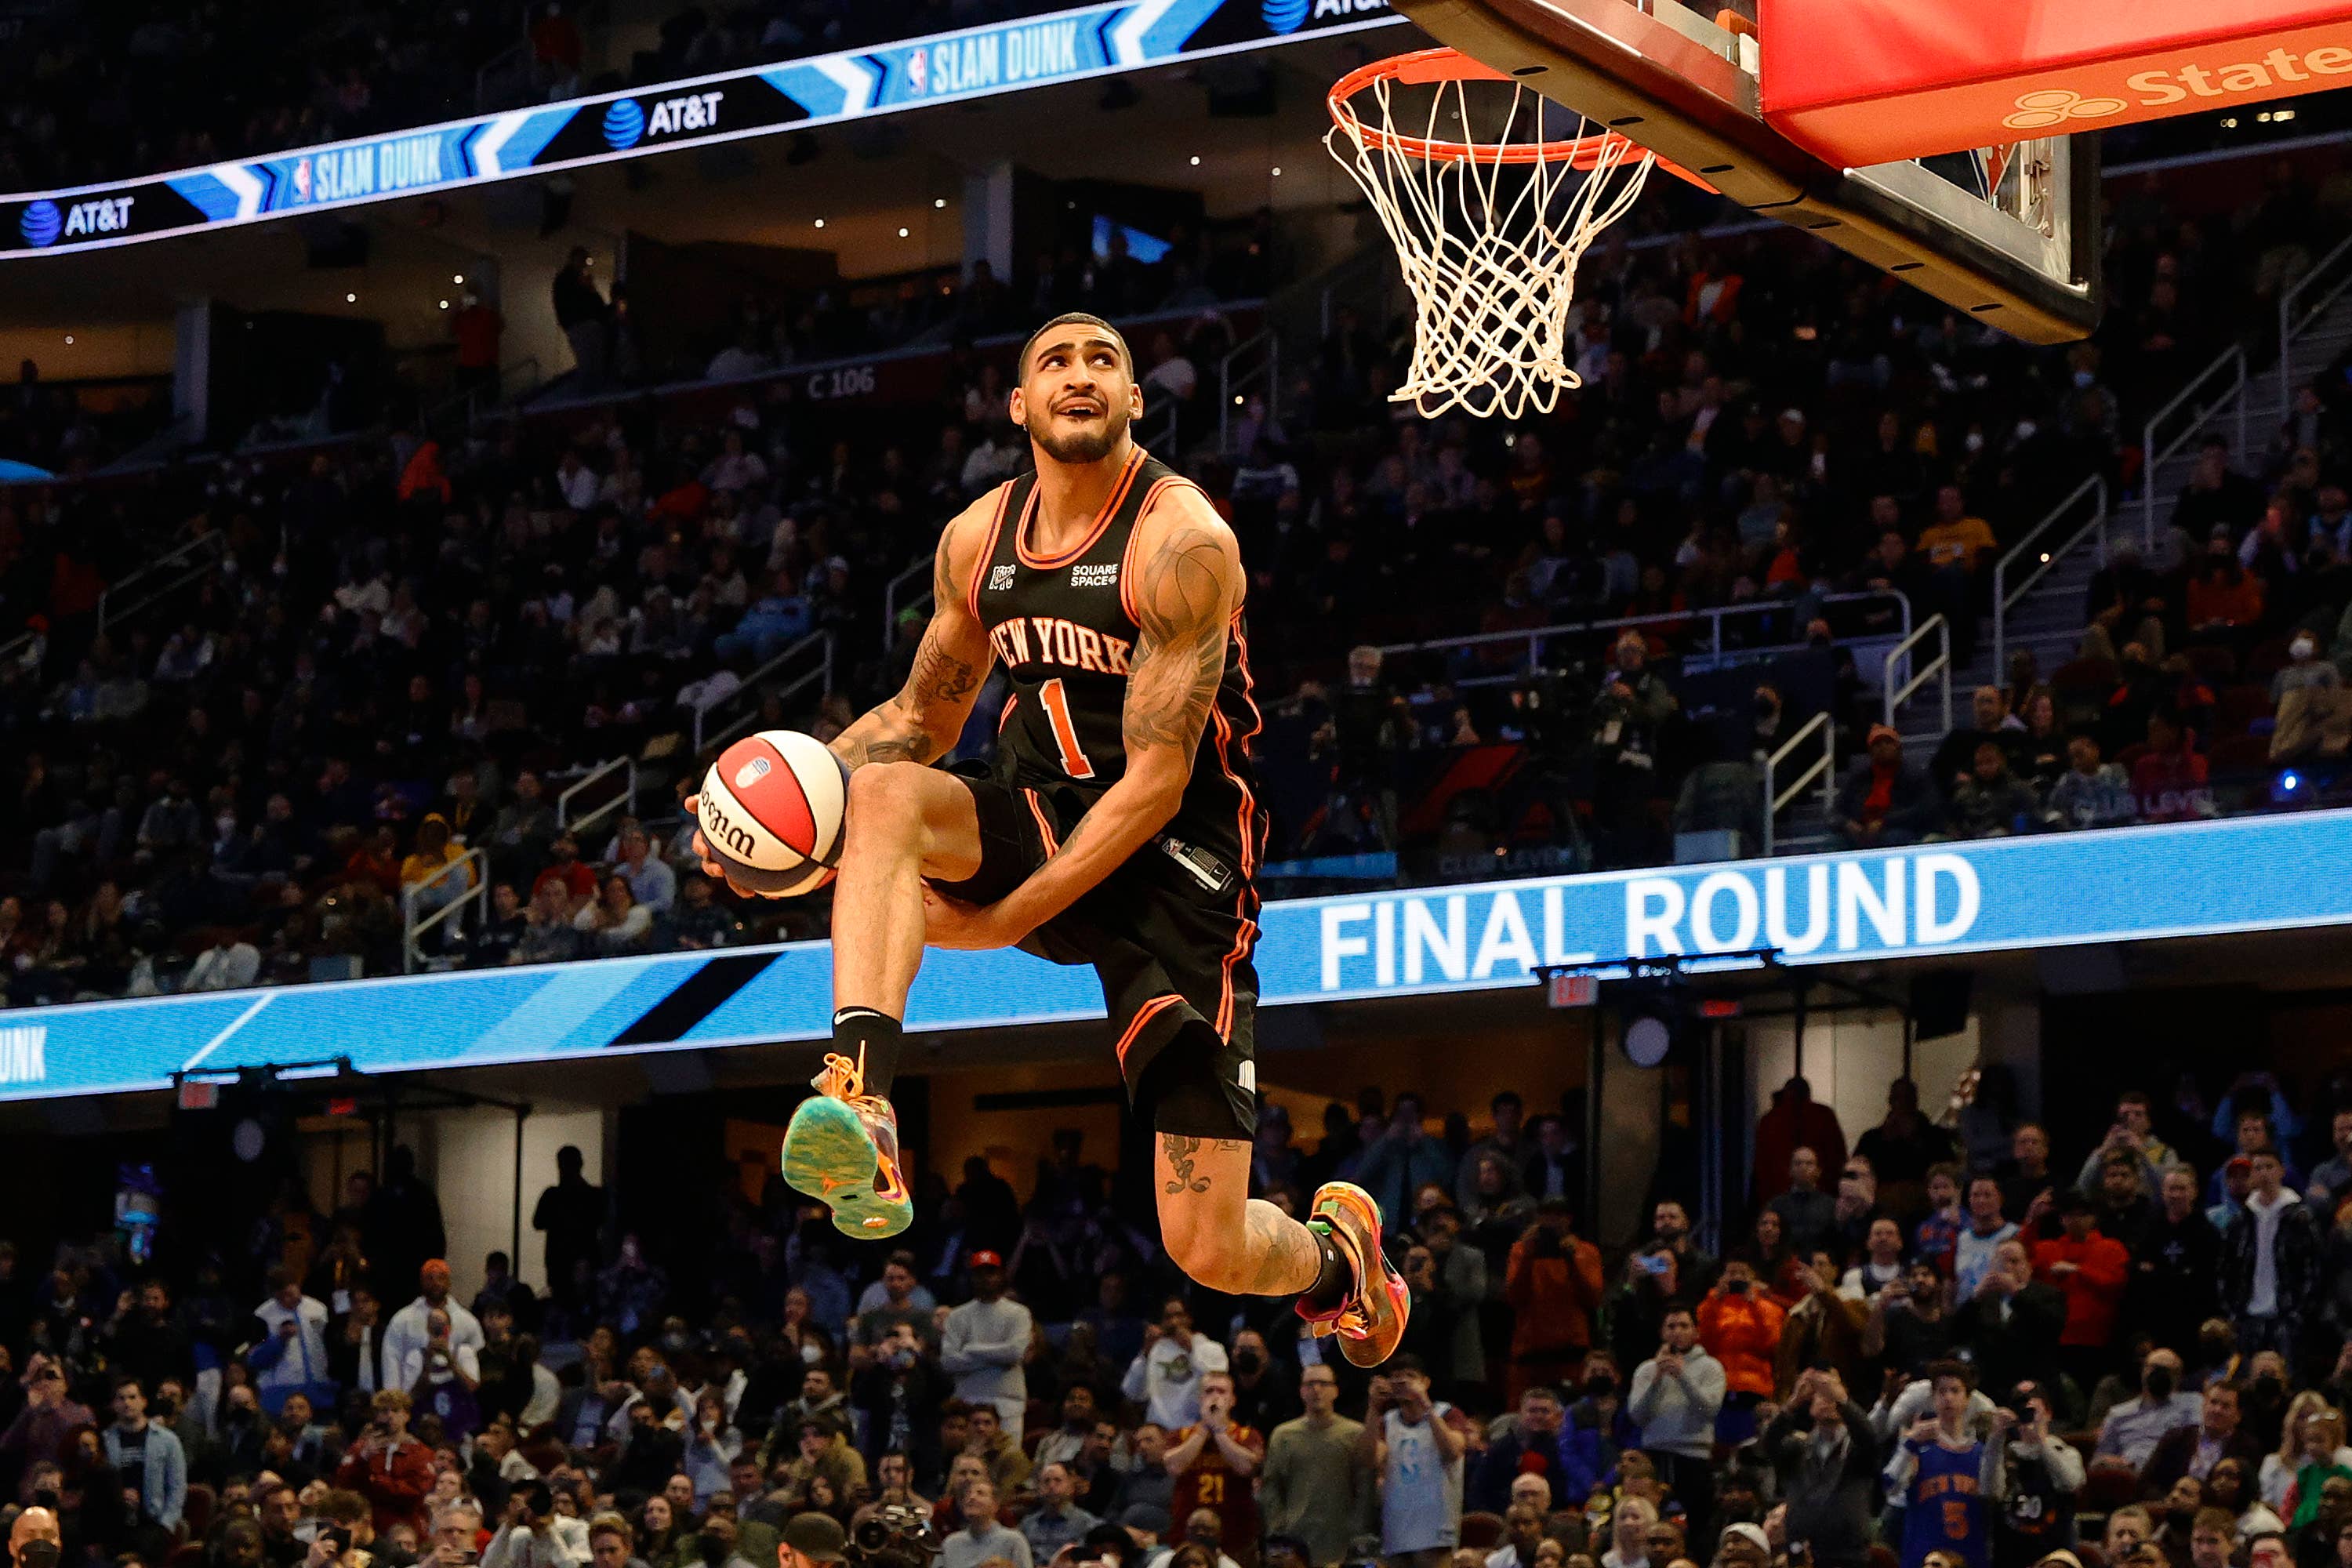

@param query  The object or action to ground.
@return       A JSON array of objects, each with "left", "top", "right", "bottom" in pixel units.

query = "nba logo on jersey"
[
  {"left": 989, "top": 564, "right": 1017, "bottom": 592},
  {"left": 734, "top": 756, "right": 772, "bottom": 789}
]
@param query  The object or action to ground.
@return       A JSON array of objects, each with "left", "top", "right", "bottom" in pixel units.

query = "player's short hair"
[{"left": 1019, "top": 312, "right": 1132, "bottom": 377}]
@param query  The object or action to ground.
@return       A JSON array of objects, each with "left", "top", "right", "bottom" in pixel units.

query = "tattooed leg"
[
  {"left": 1155, "top": 1134, "right": 1324, "bottom": 1296},
  {"left": 832, "top": 762, "right": 987, "bottom": 1017}
]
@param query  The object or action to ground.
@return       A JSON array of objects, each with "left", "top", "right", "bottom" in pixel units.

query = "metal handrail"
[
  {"left": 1882, "top": 615, "right": 1952, "bottom": 732},
  {"left": 557, "top": 754, "right": 639, "bottom": 840},
  {"left": 401, "top": 848, "right": 489, "bottom": 973},
  {"left": 2278, "top": 230, "right": 2352, "bottom": 408},
  {"left": 1217, "top": 332, "right": 1279, "bottom": 454},
  {"left": 880, "top": 554, "right": 931, "bottom": 653},
  {"left": 1375, "top": 590, "right": 1913, "bottom": 669},
  {"left": 97, "top": 531, "right": 225, "bottom": 636},
  {"left": 1760, "top": 710, "right": 1835, "bottom": 857},
  {"left": 693, "top": 629, "right": 835, "bottom": 752},
  {"left": 2140, "top": 345, "right": 2245, "bottom": 548},
  {"left": 1991, "top": 474, "right": 2107, "bottom": 672}
]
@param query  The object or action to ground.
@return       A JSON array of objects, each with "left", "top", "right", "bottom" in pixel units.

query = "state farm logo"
[{"left": 2002, "top": 88, "right": 2127, "bottom": 131}]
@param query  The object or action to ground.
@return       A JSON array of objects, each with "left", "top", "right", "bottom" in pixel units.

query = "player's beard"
[{"left": 1029, "top": 402, "right": 1129, "bottom": 466}]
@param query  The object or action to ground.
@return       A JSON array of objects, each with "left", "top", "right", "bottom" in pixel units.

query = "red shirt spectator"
[
  {"left": 1505, "top": 1202, "right": 1604, "bottom": 1403},
  {"left": 333, "top": 1389, "right": 437, "bottom": 1537},
  {"left": 2132, "top": 713, "right": 2212, "bottom": 823},
  {"left": 532, "top": 834, "right": 598, "bottom": 904},
  {"left": 2029, "top": 1200, "right": 2129, "bottom": 1349},
  {"left": 1697, "top": 1266, "right": 1787, "bottom": 1399},
  {"left": 1754, "top": 1076, "right": 1848, "bottom": 1202}
]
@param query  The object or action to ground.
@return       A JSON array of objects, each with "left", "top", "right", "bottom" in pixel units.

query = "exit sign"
[{"left": 1548, "top": 972, "right": 1598, "bottom": 1009}]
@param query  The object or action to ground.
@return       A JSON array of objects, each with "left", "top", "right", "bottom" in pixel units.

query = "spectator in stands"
[
  {"left": 335, "top": 1388, "right": 436, "bottom": 1537},
  {"left": 1628, "top": 1307, "right": 1724, "bottom": 1538},
  {"left": 1756, "top": 1079, "right": 1848, "bottom": 1203},
  {"left": 1888, "top": 1360, "right": 1991, "bottom": 1568},
  {"left": 1360, "top": 1356, "right": 1464, "bottom": 1568},
  {"left": 2031, "top": 1192, "right": 2131, "bottom": 1395},
  {"left": 1260, "top": 1363, "right": 1366, "bottom": 1568},
  {"left": 2221, "top": 1147, "right": 2324, "bottom": 1359},
  {"left": 2144, "top": 1383, "right": 2263, "bottom": 1497},
  {"left": 1933, "top": 688, "right": 2020, "bottom": 797},
  {"left": 2100, "top": 1348, "right": 2203, "bottom": 1470},
  {"left": 1950, "top": 740, "right": 2041, "bottom": 838},
  {"left": 1768, "top": 1149, "right": 1838, "bottom": 1262},
  {"left": 554, "top": 250, "right": 610, "bottom": 390},
  {"left": 1765, "top": 1369, "right": 1878, "bottom": 1568},
  {"left": 1504, "top": 1200, "right": 1602, "bottom": 1403},
  {"left": 1952, "top": 1240, "right": 2064, "bottom": 1403},
  {"left": 1124, "top": 1296, "right": 1224, "bottom": 1432},
  {"left": 1699, "top": 1261, "right": 1784, "bottom": 1444},
  {"left": 1835, "top": 724, "right": 1938, "bottom": 848}
]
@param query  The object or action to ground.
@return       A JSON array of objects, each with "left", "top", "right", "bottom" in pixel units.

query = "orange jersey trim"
[
  {"left": 1016, "top": 446, "right": 1146, "bottom": 570},
  {"left": 1115, "top": 993, "right": 1185, "bottom": 1067}
]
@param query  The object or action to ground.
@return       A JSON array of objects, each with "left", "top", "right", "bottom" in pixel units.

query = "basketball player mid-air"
[{"left": 692, "top": 311, "right": 1406, "bottom": 1366}]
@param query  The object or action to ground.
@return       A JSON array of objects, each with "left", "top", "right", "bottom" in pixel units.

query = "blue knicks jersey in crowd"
[{"left": 1901, "top": 1439, "right": 1990, "bottom": 1568}]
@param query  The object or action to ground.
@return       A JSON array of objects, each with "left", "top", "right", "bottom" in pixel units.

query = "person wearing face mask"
[{"left": 2098, "top": 1350, "right": 2204, "bottom": 1471}]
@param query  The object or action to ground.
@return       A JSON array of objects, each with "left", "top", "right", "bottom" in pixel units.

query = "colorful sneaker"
[
  {"left": 1296, "top": 1180, "right": 1410, "bottom": 1367},
  {"left": 782, "top": 1049, "right": 913, "bottom": 1240}
]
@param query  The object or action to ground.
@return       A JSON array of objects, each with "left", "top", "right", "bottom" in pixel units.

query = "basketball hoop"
[{"left": 1327, "top": 48, "right": 1714, "bottom": 419}]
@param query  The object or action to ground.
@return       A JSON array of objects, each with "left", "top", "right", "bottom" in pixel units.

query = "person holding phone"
[
  {"left": 1356, "top": 1356, "right": 1465, "bottom": 1568},
  {"left": 333, "top": 1390, "right": 437, "bottom": 1539},
  {"left": 1504, "top": 1200, "right": 1602, "bottom": 1404},
  {"left": 1629, "top": 1309, "right": 1726, "bottom": 1545}
]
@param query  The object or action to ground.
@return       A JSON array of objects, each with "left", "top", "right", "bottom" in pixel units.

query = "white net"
[{"left": 1327, "top": 60, "right": 1661, "bottom": 419}]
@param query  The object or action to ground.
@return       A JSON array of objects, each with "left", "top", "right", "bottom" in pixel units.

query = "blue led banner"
[
  {"left": 7, "top": 808, "right": 2352, "bottom": 1102},
  {"left": 0, "top": 0, "right": 1403, "bottom": 258}
]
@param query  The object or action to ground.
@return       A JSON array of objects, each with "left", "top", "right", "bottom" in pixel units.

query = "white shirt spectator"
[
  {"left": 381, "top": 1295, "right": 485, "bottom": 1392},
  {"left": 394, "top": 1338, "right": 482, "bottom": 1392},
  {"left": 1143, "top": 354, "right": 1198, "bottom": 403},
  {"left": 1378, "top": 1403, "right": 1463, "bottom": 1555},
  {"left": 483, "top": 1516, "right": 590, "bottom": 1568},
  {"left": 1123, "top": 1332, "right": 1228, "bottom": 1432},
  {"left": 187, "top": 939, "right": 260, "bottom": 992},
  {"left": 556, "top": 459, "right": 600, "bottom": 513},
  {"left": 251, "top": 1293, "right": 331, "bottom": 1400}
]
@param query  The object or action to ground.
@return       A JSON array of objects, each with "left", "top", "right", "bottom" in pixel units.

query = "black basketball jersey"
[{"left": 967, "top": 447, "right": 1266, "bottom": 889}]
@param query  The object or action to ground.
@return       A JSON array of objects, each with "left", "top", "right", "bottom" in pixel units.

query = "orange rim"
[{"left": 1328, "top": 47, "right": 1717, "bottom": 192}]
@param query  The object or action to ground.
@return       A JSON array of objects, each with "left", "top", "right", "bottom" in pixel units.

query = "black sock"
[
  {"left": 1301, "top": 1222, "right": 1352, "bottom": 1313},
  {"left": 830, "top": 1007, "right": 903, "bottom": 1099}
]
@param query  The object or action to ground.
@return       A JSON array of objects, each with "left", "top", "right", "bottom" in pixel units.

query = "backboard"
[{"left": 1388, "top": 0, "right": 2103, "bottom": 343}]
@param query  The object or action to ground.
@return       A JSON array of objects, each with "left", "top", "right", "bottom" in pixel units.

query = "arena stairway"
[{"left": 1767, "top": 271, "right": 2352, "bottom": 855}]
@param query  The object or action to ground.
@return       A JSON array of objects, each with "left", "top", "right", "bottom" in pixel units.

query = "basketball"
[{"left": 695, "top": 731, "right": 850, "bottom": 897}]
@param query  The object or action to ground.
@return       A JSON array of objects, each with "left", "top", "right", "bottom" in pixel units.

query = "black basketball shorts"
[{"left": 927, "top": 761, "right": 1261, "bottom": 1139}]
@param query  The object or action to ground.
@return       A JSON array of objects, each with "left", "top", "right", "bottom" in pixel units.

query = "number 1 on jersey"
[{"left": 1038, "top": 678, "right": 1096, "bottom": 780}]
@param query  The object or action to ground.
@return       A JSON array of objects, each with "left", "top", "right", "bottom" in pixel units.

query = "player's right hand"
[{"left": 681, "top": 793, "right": 767, "bottom": 901}]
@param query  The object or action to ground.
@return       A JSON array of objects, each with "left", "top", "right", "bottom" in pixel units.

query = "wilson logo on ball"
[{"left": 735, "top": 756, "right": 771, "bottom": 789}]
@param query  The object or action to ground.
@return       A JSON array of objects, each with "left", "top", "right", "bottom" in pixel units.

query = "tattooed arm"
[
  {"left": 828, "top": 496, "right": 999, "bottom": 771},
  {"left": 924, "top": 486, "right": 1242, "bottom": 948}
]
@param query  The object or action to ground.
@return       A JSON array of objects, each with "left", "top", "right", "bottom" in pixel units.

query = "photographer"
[
  {"left": 1983, "top": 1383, "right": 2082, "bottom": 1568},
  {"left": 403, "top": 1308, "right": 483, "bottom": 1440},
  {"left": 483, "top": 1484, "right": 589, "bottom": 1568},
  {"left": 431, "top": 1504, "right": 485, "bottom": 1568},
  {"left": 1504, "top": 1200, "right": 1603, "bottom": 1404},
  {"left": 1860, "top": 1261, "right": 1956, "bottom": 1385},
  {"left": 307, "top": 1491, "right": 379, "bottom": 1568},
  {"left": 853, "top": 1325, "right": 942, "bottom": 1480},
  {"left": 1356, "top": 1356, "right": 1465, "bottom": 1568},
  {"left": 1762, "top": 1368, "right": 1879, "bottom": 1568},
  {"left": 1628, "top": 1309, "right": 1724, "bottom": 1544},
  {"left": 334, "top": 1390, "right": 437, "bottom": 1539}
]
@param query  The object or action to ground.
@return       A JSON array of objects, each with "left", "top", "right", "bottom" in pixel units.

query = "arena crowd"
[{"left": 3, "top": 1069, "right": 2352, "bottom": 1568}]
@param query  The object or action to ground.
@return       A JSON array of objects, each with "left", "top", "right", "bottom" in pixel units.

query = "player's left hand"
[{"left": 920, "top": 886, "right": 1031, "bottom": 950}]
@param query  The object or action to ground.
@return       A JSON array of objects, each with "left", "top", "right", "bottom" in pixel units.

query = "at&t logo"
[
  {"left": 18, "top": 200, "right": 60, "bottom": 247},
  {"left": 2002, "top": 88, "right": 2126, "bottom": 131},
  {"left": 602, "top": 98, "right": 645, "bottom": 149}
]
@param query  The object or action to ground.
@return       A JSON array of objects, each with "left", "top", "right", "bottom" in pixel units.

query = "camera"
[{"left": 852, "top": 1504, "right": 938, "bottom": 1563}]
